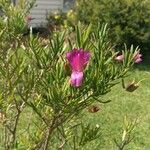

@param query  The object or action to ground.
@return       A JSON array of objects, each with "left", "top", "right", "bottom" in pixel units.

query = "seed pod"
[{"left": 125, "top": 81, "right": 139, "bottom": 92}]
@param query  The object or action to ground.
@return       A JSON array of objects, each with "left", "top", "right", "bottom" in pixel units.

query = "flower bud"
[
  {"left": 26, "top": 16, "right": 34, "bottom": 23},
  {"left": 115, "top": 54, "right": 124, "bottom": 62},
  {"left": 133, "top": 52, "right": 142, "bottom": 63}
]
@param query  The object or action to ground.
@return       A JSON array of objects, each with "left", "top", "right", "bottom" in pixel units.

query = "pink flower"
[
  {"left": 133, "top": 52, "right": 142, "bottom": 63},
  {"left": 115, "top": 54, "right": 124, "bottom": 62},
  {"left": 66, "top": 48, "right": 90, "bottom": 72},
  {"left": 66, "top": 48, "right": 90, "bottom": 87},
  {"left": 115, "top": 51, "right": 142, "bottom": 63},
  {"left": 70, "top": 71, "right": 83, "bottom": 87}
]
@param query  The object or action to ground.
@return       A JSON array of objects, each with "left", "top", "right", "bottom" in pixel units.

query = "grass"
[{"left": 82, "top": 63, "right": 150, "bottom": 149}]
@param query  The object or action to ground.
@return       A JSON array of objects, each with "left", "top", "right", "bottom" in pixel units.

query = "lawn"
[{"left": 82, "top": 63, "right": 150, "bottom": 149}]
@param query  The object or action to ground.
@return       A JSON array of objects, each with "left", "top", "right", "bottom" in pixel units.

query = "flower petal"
[
  {"left": 134, "top": 52, "right": 142, "bottom": 63},
  {"left": 66, "top": 48, "right": 90, "bottom": 71},
  {"left": 134, "top": 57, "right": 142, "bottom": 63},
  {"left": 70, "top": 71, "right": 84, "bottom": 87}
]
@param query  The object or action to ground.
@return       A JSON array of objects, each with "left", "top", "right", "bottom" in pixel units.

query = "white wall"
[{"left": 28, "top": 0, "right": 63, "bottom": 27}]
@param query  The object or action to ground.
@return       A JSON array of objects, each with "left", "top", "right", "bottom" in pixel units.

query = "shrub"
[
  {"left": 0, "top": 0, "right": 35, "bottom": 35},
  {"left": 46, "top": 10, "right": 67, "bottom": 30},
  {"left": 75, "top": 0, "right": 150, "bottom": 52},
  {"left": 0, "top": 0, "right": 141, "bottom": 149},
  {"left": 46, "top": 9, "right": 77, "bottom": 31}
]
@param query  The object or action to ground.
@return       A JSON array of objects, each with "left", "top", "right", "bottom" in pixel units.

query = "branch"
[
  {"left": 6, "top": 99, "right": 22, "bottom": 149},
  {"left": 43, "top": 116, "right": 57, "bottom": 150}
]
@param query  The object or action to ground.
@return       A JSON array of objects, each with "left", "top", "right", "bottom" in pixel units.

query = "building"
[{"left": 12, "top": 0, "right": 75, "bottom": 27}]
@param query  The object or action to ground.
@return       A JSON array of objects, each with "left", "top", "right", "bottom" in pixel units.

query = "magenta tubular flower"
[
  {"left": 133, "top": 52, "right": 142, "bottom": 63},
  {"left": 66, "top": 48, "right": 90, "bottom": 87},
  {"left": 115, "top": 54, "right": 124, "bottom": 62}
]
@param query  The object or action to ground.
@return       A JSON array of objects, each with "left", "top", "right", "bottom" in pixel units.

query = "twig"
[
  {"left": 7, "top": 99, "right": 21, "bottom": 149},
  {"left": 43, "top": 117, "right": 56, "bottom": 150},
  {"left": 57, "top": 127, "right": 66, "bottom": 150}
]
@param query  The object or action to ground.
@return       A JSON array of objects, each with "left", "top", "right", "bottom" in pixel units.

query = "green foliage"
[
  {"left": 75, "top": 0, "right": 150, "bottom": 51},
  {"left": 46, "top": 9, "right": 77, "bottom": 31},
  {"left": 0, "top": 0, "right": 141, "bottom": 149},
  {"left": 46, "top": 10, "right": 67, "bottom": 30},
  {"left": 0, "top": 0, "right": 35, "bottom": 35}
]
